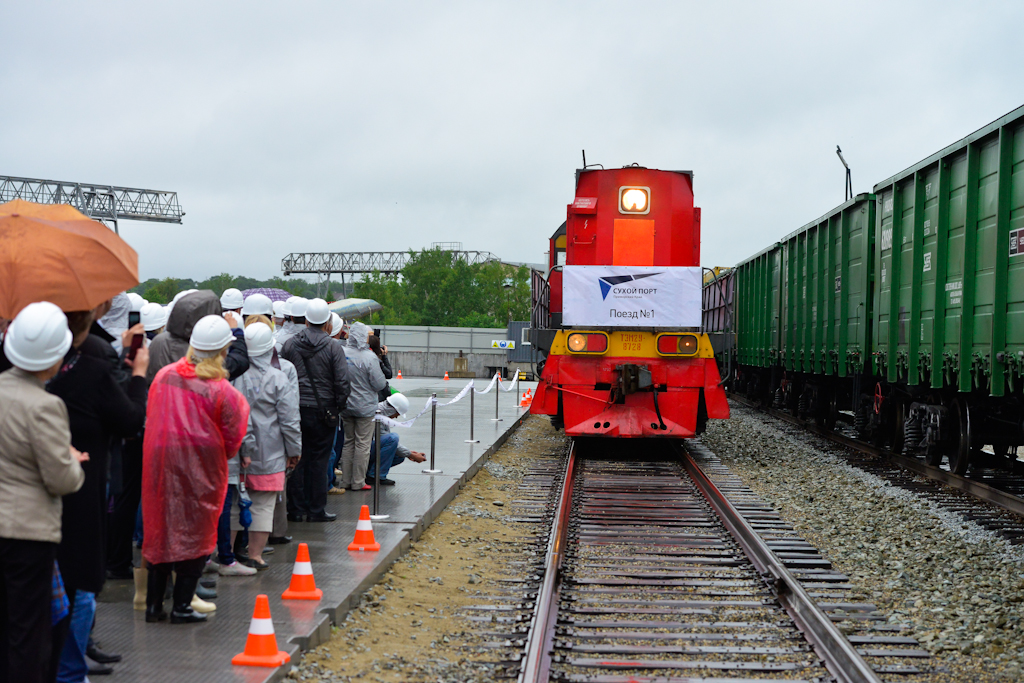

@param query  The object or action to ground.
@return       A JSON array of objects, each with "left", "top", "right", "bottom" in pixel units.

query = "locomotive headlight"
[
  {"left": 568, "top": 333, "right": 587, "bottom": 352},
  {"left": 619, "top": 186, "right": 650, "bottom": 214},
  {"left": 656, "top": 333, "right": 699, "bottom": 356},
  {"left": 567, "top": 332, "right": 608, "bottom": 354},
  {"left": 677, "top": 335, "right": 698, "bottom": 354}
]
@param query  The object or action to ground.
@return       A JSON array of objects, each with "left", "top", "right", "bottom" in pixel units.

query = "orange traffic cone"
[
  {"left": 281, "top": 543, "right": 323, "bottom": 600},
  {"left": 443, "top": 371, "right": 450, "bottom": 381},
  {"left": 348, "top": 505, "right": 381, "bottom": 552},
  {"left": 231, "top": 594, "right": 290, "bottom": 668},
  {"left": 519, "top": 392, "right": 528, "bottom": 407},
  {"left": 396, "top": 370, "right": 403, "bottom": 379}
]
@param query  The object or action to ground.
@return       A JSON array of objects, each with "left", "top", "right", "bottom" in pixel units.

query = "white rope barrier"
[
  {"left": 473, "top": 374, "right": 500, "bottom": 394},
  {"left": 374, "top": 369, "right": 523, "bottom": 429}
]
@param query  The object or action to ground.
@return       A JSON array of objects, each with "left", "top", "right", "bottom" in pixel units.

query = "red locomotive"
[{"left": 529, "top": 166, "right": 729, "bottom": 438}]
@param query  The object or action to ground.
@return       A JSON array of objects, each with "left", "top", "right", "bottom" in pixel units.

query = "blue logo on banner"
[{"left": 598, "top": 273, "right": 660, "bottom": 300}]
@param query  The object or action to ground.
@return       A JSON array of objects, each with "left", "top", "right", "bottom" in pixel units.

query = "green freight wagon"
[
  {"left": 716, "top": 104, "right": 1024, "bottom": 475},
  {"left": 729, "top": 194, "right": 876, "bottom": 428},
  {"left": 871, "top": 104, "right": 1024, "bottom": 473}
]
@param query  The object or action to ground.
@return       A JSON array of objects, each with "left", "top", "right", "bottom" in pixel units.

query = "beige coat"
[{"left": 0, "top": 368, "right": 85, "bottom": 543}]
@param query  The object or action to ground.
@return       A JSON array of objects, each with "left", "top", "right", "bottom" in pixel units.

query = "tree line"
[{"left": 132, "top": 248, "right": 534, "bottom": 328}]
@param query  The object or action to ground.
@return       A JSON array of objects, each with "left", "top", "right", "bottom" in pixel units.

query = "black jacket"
[
  {"left": 281, "top": 327, "right": 350, "bottom": 412},
  {"left": 89, "top": 321, "right": 131, "bottom": 387},
  {"left": 377, "top": 353, "right": 393, "bottom": 402},
  {"left": 47, "top": 334, "right": 147, "bottom": 593}
]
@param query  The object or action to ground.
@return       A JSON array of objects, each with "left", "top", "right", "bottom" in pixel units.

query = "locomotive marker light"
[
  {"left": 567, "top": 332, "right": 608, "bottom": 354},
  {"left": 656, "top": 333, "right": 699, "bottom": 356},
  {"left": 618, "top": 186, "right": 650, "bottom": 214}
]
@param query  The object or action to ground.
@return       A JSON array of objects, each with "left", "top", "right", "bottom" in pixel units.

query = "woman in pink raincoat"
[{"left": 142, "top": 315, "right": 249, "bottom": 624}]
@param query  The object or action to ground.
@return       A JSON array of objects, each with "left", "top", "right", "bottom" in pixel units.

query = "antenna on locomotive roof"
[
  {"left": 836, "top": 145, "right": 853, "bottom": 201},
  {"left": 581, "top": 150, "right": 603, "bottom": 170}
]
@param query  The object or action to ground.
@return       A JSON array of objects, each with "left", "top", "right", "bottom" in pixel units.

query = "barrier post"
[
  {"left": 465, "top": 381, "right": 479, "bottom": 443},
  {"left": 423, "top": 393, "right": 442, "bottom": 474},
  {"left": 491, "top": 372, "right": 503, "bottom": 422},
  {"left": 370, "top": 416, "right": 388, "bottom": 520}
]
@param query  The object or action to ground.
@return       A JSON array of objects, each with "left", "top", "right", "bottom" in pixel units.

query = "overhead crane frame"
[
  {"left": 0, "top": 174, "right": 183, "bottom": 233},
  {"left": 282, "top": 244, "right": 498, "bottom": 297}
]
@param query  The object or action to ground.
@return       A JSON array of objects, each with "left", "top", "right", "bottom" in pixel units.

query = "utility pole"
[{"left": 836, "top": 146, "right": 853, "bottom": 202}]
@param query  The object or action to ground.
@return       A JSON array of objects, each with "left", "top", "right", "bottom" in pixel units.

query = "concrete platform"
[{"left": 94, "top": 377, "right": 536, "bottom": 682}]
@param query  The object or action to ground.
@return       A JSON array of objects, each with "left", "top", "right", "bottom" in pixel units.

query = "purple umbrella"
[{"left": 242, "top": 287, "right": 294, "bottom": 302}]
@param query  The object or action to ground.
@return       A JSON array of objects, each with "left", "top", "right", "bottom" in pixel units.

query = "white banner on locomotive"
[{"left": 562, "top": 265, "right": 702, "bottom": 328}]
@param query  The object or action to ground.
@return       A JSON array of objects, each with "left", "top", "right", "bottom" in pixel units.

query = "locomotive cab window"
[{"left": 619, "top": 186, "right": 650, "bottom": 214}]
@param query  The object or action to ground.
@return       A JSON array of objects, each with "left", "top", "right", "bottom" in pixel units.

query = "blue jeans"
[
  {"left": 328, "top": 422, "right": 344, "bottom": 488},
  {"left": 56, "top": 590, "right": 94, "bottom": 683},
  {"left": 365, "top": 432, "right": 403, "bottom": 480},
  {"left": 217, "top": 485, "right": 237, "bottom": 565}
]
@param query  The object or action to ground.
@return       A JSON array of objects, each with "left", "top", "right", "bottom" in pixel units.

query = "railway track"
[
  {"left": 518, "top": 439, "right": 937, "bottom": 683},
  {"left": 729, "top": 394, "right": 1024, "bottom": 545}
]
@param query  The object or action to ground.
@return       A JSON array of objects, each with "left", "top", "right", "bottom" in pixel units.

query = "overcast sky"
[{"left": 3, "top": 2, "right": 1022, "bottom": 283}]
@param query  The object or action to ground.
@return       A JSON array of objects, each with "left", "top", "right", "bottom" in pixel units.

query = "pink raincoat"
[{"left": 142, "top": 358, "right": 250, "bottom": 565}]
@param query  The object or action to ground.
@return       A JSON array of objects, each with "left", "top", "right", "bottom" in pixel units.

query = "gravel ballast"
[{"left": 701, "top": 403, "right": 1024, "bottom": 682}]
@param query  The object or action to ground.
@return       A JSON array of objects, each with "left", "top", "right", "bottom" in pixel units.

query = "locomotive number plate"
[{"left": 621, "top": 333, "right": 644, "bottom": 352}]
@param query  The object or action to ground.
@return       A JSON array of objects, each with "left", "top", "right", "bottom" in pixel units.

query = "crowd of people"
[{"left": 0, "top": 288, "right": 421, "bottom": 682}]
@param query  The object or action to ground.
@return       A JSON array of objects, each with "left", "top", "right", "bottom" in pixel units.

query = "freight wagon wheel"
[{"left": 947, "top": 397, "right": 973, "bottom": 475}]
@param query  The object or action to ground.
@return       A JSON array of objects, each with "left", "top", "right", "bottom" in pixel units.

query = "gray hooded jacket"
[
  {"left": 341, "top": 322, "right": 387, "bottom": 418},
  {"left": 231, "top": 351, "right": 301, "bottom": 479},
  {"left": 146, "top": 290, "right": 250, "bottom": 384},
  {"left": 274, "top": 320, "right": 300, "bottom": 352}
]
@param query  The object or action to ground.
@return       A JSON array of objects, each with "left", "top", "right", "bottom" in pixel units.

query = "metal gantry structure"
[
  {"left": 0, "top": 175, "right": 183, "bottom": 233},
  {"left": 281, "top": 243, "right": 499, "bottom": 297}
]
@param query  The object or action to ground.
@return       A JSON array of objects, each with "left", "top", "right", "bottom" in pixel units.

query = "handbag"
[
  {"left": 300, "top": 353, "right": 338, "bottom": 424},
  {"left": 237, "top": 470, "right": 253, "bottom": 529}
]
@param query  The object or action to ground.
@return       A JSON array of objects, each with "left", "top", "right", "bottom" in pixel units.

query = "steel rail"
[
  {"left": 519, "top": 442, "right": 576, "bottom": 683},
  {"left": 730, "top": 393, "right": 1024, "bottom": 518},
  {"left": 679, "top": 443, "right": 883, "bottom": 683}
]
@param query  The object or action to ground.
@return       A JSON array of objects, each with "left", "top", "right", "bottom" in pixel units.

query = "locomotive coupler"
[{"left": 615, "top": 363, "right": 652, "bottom": 395}]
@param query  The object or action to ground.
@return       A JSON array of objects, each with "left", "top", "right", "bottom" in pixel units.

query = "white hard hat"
[
  {"left": 3, "top": 302, "right": 73, "bottom": 372},
  {"left": 385, "top": 393, "right": 410, "bottom": 417},
  {"left": 330, "top": 312, "right": 343, "bottom": 336},
  {"left": 288, "top": 297, "right": 309, "bottom": 318},
  {"left": 272, "top": 301, "right": 286, "bottom": 319},
  {"left": 172, "top": 289, "right": 197, "bottom": 304},
  {"left": 241, "top": 293, "right": 274, "bottom": 316},
  {"left": 140, "top": 302, "right": 168, "bottom": 332},
  {"left": 305, "top": 298, "right": 330, "bottom": 325},
  {"left": 126, "top": 292, "right": 146, "bottom": 312},
  {"left": 189, "top": 315, "right": 234, "bottom": 351},
  {"left": 220, "top": 288, "right": 244, "bottom": 310},
  {"left": 243, "top": 322, "right": 275, "bottom": 356}
]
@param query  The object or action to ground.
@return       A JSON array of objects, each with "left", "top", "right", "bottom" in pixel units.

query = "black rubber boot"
[
  {"left": 145, "top": 566, "right": 169, "bottom": 623},
  {"left": 170, "top": 575, "right": 207, "bottom": 624}
]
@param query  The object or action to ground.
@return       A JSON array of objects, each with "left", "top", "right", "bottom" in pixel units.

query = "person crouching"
[
  {"left": 141, "top": 316, "right": 250, "bottom": 624},
  {"left": 365, "top": 393, "right": 426, "bottom": 486}
]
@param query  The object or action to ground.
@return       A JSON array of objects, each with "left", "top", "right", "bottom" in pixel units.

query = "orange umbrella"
[{"left": 0, "top": 199, "right": 139, "bottom": 318}]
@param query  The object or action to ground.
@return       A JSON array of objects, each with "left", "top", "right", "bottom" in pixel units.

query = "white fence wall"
[{"left": 374, "top": 325, "right": 507, "bottom": 355}]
